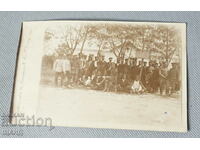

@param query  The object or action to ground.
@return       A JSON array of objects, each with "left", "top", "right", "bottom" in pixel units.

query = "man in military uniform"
[
  {"left": 123, "top": 58, "right": 130, "bottom": 79},
  {"left": 98, "top": 55, "right": 107, "bottom": 76},
  {"left": 130, "top": 58, "right": 137, "bottom": 82},
  {"left": 117, "top": 58, "right": 124, "bottom": 86},
  {"left": 104, "top": 61, "right": 118, "bottom": 92},
  {"left": 159, "top": 62, "right": 168, "bottom": 95},
  {"left": 141, "top": 61, "right": 147, "bottom": 88},
  {"left": 62, "top": 54, "right": 71, "bottom": 87},
  {"left": 85, "top": 54, "right": 95, "bottom": 78},
  {"left": 106, "top": 57, "right": 113, "bottom": 76},
  {"left": 137, "top": 60, "right": 143, "bottom": 81},
  {"left": 151, "top": 62, "right": 160, "bottom": 93},
  {"left": 168, "top": 63, "right": 179, "bottom": 94},
  {"left": 73, "top": 55, "right": 81, "bottom": 85}
]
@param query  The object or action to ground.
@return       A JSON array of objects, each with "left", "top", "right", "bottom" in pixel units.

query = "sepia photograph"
[{"left": 11, "top": 21, "right": 187, "bottom": 132}]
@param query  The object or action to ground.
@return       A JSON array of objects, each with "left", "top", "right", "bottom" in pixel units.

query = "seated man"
[
  {"left": 118, "top": 74, "right": 130, "bottom": 93},
  {"left": 130, "top": 75, "right": 145, "bottom": 94}
]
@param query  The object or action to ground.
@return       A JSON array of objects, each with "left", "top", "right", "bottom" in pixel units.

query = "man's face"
[
  {"left": 92, "top": 56, "right": 95, "bottom": 61},
  {"left": 162, "top": 63, "right": 167, "bottom": 68},
  {"left": 172, "top": 64, "right": 176, "bottom": 68}
]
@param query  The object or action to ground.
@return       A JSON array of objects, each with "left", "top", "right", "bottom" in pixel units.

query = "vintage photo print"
[{"left": 11, "top": 21, "right": 187, "bottom": 132}]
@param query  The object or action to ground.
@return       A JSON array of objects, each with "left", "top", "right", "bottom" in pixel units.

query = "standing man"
[
  {"left": 118, "top": 58, "right": 124, "bottom": 80},
  {"left": 74, "top": 55, "right": 81, "bottom": 85},
  {"left": 79, "top": 54, "right": 87, "bottom": 84},
  {"left": 147, "top": 61, "right": 155, "bottom": 92},
  {"left": 101, "top": 55, "right": 107, "bottom": 76},
  {"left": 159, "top": 62, "right": 168, "bottom": 95},
  {"left": 86, "top": 54, "right": 95, "bottom": 78},
  {"left": 106, "top": 57, "right": 113, "bottom": 76},
  {"left": 123, "top": 58, "right": 130, "bottom": 79},
  {"left": 151, "top": 63, "right": 160, "bottom": 93},
  {"left": 168, "top": 63, "right": 179, "bottom": 94},
  {"left": 141, "top": 61, "right": 147, "bottom": 88},
  {"left": 53, "top": 54, "right": 64, "bottom": 87},
  {"left": 62, "top": 54, "right": 71, "bottom": 87},
  {"left": 130, "top": 58, "right": 137, "bottom": 82}
]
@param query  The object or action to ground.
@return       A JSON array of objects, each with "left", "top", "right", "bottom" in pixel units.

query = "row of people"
[{"left": 52, "top": 53, "right": 180, "bottom": 95}]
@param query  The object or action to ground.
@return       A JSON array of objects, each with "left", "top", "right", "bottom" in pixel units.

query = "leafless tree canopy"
[{"left": 44, "top": 23, "right": 181, "bottom": 65}]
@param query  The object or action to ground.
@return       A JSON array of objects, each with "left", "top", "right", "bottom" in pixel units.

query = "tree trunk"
[
  {"left": 80, "top": 28, "right": 89, "bottom": 54},
  {"left": 166, "top": 28, "right": 169, "bottom": 65},
  {"left": 71, "top": 41, "right": 78, "bottom": 54}
]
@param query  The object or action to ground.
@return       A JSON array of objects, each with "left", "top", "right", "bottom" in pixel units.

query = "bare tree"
[
  {"left": 57, "top": 25, "right": 94, "bottom": 55},
  {"left": 152, "top": 25, "right": 181, "bottom": 65},
  {"left": 44, "top": 23, "right": 181, "bottom": 65},
  {"left": 79, "top": 25, "right": 90, "bottom": 54},
  {"left": 63, "top": 26, "right": 83, "bottom": 54}
]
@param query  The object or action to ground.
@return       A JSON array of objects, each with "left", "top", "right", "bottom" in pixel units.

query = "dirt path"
[{"left": 36, "top": 86, "right": 183, "bottom": 132}]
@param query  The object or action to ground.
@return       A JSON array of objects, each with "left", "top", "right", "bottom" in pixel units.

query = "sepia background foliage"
[{"left": 43, "top": 23, "right": 181, "bottom": 66}]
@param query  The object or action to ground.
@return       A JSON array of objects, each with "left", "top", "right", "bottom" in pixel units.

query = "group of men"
[{"left": 52, "top": 53, "right": 180, "bottom": 95}]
